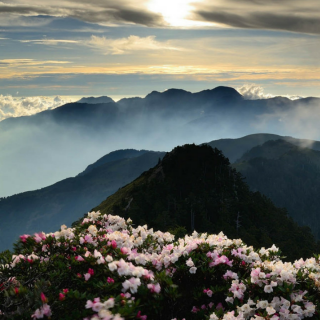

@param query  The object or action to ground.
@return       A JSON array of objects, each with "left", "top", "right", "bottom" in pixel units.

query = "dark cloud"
[
  {"left": 70, "top": 8, "right": 163, "bottom": 27},
  {"left": 0, "top": 5, "right": 53, "bottom": 15},
  {"left": 0, "top": 1, "right": 164, "bottom": 27},
  {"left": 193, "top": 0, "right": 320, "bottom": 35}
]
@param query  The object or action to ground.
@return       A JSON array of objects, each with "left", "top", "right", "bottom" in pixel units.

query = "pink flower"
[
  {"left": 19, "top": 234, "right": 30, "bottom": 243},
  {"left": 121, "top": 247, "right": 129, "bottom": 254},
  {"left": 210, "top": 255, "right": 233, "bottom": 267},
  {"left": 42, "top": 304, "right": 52, "bottom": 317},
  {"left": 137, "top": 311, "right": 147, "bottom": 320},
  {"left": 85, "top": 300, "right": 93, "bottom": 309},
  {"left": 84, "top": 234, "right": 93, "bottom": 243},
  {"left": 111, "top": 240, "right": 117, "bottom": 249},
  {"left": 59, "top": 293, "right": 65, "bottom": 301},
  {"left": 31, "top": 304, "right": 52, "bottom": 319},
  {"left": 191, "top": 306, "right": 200, "bottom": 313},
  {"left": 88, "top": 268, "right": 94, "bottom": 276},
  {"left": 75, "top": 255, "right": 84, "bottom": 262},
  {"left": 206, "top": 289, "right": 213, "bottom": 297},
  {"left": 223, "top": 270, "right": 238, "bottom": 280},
  {"left": 147, "top": 283, "right": 161, "bottom": 293},
  {"left": 34, "top": 233, "right": 44, "bottom": 243},
  {"left": 216, "top": 303, "right": 224, "bottom": 310},
  {"left": 84, "top": 273, "right": 91, "bottom": 281},
  {"left": 40, "top": 292, "right": 48, "bottom": 303},
  {"left": 107, "top": 277, "right": 115, "bottom": 284}
]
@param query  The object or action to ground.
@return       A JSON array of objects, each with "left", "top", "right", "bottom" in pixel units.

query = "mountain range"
[
  {"left": 0, "top": 150, "right": 165, "bottom": 251},
  {"left": 234, "top": 139, "right": 320, "bottom": 239},
  {"left": 1, "top": 86, "right": 319, "bottom": 197},
  {"left": 2, "top": 133, "right": 320, "bottom": 252},
  {"left": 92, "top": 144, "right": 319, "bottom": 261}
]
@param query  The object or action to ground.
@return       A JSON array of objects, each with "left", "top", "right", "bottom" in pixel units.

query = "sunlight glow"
[{"left": 148, "top": 0, "right": 211, "bottom": 27}]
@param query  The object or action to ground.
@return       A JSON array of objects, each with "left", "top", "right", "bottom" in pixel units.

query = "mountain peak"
[
  {"left": 193, "top": 86, "right": 243, "bottom": 102},
  {"left": 77, "top": 96, "right": 115, "bottom": 104},
  {"left": 210, "top": 86, "right": 243, "bottom": 98},
  {"left": 236, "top": 139, "right": 297, "bottom": 162},
  {"left": 145, "top": 88, "right": 191, "bottom": 99},
  {"left": 93, "top": 143, "right": 318, "bottom": 260}
]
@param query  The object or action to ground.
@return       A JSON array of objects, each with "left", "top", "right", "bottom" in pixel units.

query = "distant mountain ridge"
[
  {"left": 92, "top": 144, "right": 319, "bottom": 261},
  {"left": 207, "top": 133, "right": 320, "bottom": 162},
  {"left": 0, "top": 150, "right": 165, "bottom": 251},
  {"left": 1, "top": 85, "right": 320, "bottom": 197},
  {"left": 234, "top": 139, "right": 320, "bottom": 239},
  {"left": 78, "top": 149, "right": 149, "bottom": 176},
  {"left": 77, "top": 96, "right": 115, "bottom": 104},
  {"left": 2, "top": 133, "right": 320, "bottom": 252},
  {"left": 2, "top": 86, "right": 319, "bottom": 128}
]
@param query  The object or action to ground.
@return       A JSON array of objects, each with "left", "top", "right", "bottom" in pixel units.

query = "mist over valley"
[{"left": 1, "top": 86, "right": 320, "bottom": 198}]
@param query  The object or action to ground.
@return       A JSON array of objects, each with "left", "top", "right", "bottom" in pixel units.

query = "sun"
[{"left": 147, "top": 0, "right": 210, "bottom": 27}]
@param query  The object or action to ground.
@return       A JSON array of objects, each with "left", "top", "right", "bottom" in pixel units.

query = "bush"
[{"left": 1, "top": 212, "right": 320, "bottom": 320}]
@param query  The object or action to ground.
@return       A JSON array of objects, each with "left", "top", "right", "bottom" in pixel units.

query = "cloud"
[
  {"left": 193, "top": 0, "right": 320, "bottom": 34},
  {"left": 0, "top": 59, "right": 71, "bottom": 67},
  {"left": 0, "top": 0, "right": 164, "bottom": 27},
  {"left": 0, "top": 95, "right": 75, "bottom": 121},
  {"left": 237, "top": 84, "right": 274, "bottom": 99},
  {"left": 87, "top": 35, "right": 180, "bottom": 54},
  {"left": 19, "top": 39, "right": 79, "bottom": 45},
  {"left": 1, "top": 0, "right": 319, "bottom": 32},
  {"left": 237, "top": 84, "right": 305, "bottom": 100},
  {"left": 254, "top": 98, "right": 320, "bottom": 143}
]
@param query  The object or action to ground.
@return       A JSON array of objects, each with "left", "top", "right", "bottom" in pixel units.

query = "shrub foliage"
[{"left": 1, "top": 211, "right": 320, "bottom": 320}]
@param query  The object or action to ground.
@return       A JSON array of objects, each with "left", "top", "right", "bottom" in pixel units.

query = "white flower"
[
  {"left": 210, "top": 313, "right": 219, "bottom": 320},
  {"left": 225, "top": 297, "right": 234, "bottom": 304},
  {"left": 264, "top": 285, "right": 273, "bottom": 293},
  {"left": 170, "top": 254, "right": 179, "bottom": 263},
  {"left": 239, "top": 304, "right": 252, "bottom": 314},
  {"left": 189, "top": 267, "right": 197, "bottom": 274},
  {"left": 122, "top": 277, "right": 141, "bottom": 293},
  {"left": 92, "top": 302, "right": 103, "bottom": 312},
  {"left": 186, "top": 258, "right": 194, "bottom": 267},
  {"left": 103, "top": 298, "right": 115, "bottom": 309},
  {"left": 88, "top": 211, "right": 101, "bottom": 221},
  {"left": 98, "top": 309, "right": 113, "bottom": 318},
  {"left": 106, "top": 255, "right": 113, "bottom": 262},
  {"left": 256, "top": 300, "right": 268, "bottom": 309},
  {"left": 94, "top": 249, "right": 102, "bottom": 258},
  {"left": 88, "top": 225, "right": 98, "bottom": 236},
  {"left": 108, "top": 262, "right": 118, "bottom": 272},
  {"left": 267, "top": 307, "right": 276, "bottom": 315},
  {"left": 269, "top": 244, "right": 279, "bottom": 252},
  {"left": 281, "top": 298, "right": 290, "bottom": 309}
]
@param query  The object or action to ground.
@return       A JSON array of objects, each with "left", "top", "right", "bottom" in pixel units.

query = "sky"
[{"left": 0, "top": 0, "right": 320, "bottom": 119}]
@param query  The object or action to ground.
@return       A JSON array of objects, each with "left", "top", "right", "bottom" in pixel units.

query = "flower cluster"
[{"left": 0, "top": 211, "right": 320, "bottom": 319}]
